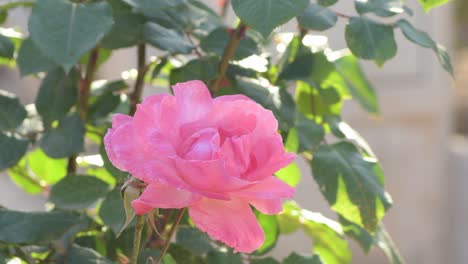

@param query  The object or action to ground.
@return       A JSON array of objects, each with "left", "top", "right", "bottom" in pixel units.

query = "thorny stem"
[
  {"left": 130, "top": 215, "right": 146, "bottom": 264},
  {"left": 155, "top": 208, "right": 186, "bottom": 264},
  {"left": 211, "top": 23, "right": 246, "bottom": 93},
  {"left": 67, "top": 47, "right": 100, "bottom": 174},
  {"left": 130, "top": 44, "right": 147, "bottom": 115}
]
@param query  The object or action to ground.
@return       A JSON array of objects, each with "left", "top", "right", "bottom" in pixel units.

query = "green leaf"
[
  {"left": 0, "top": 133, "right": 28, "bottom": 170},
  {"left": 138, "top": 249, "right": 176, "bottom": 264},
  {"left": 276, "top": 201, "right": 301, "bottom": 234},
  {"left": 0, "top": 90, "right": 27, "bottom": 131},
  {"left": 311, "top": 142, "right": 392, "bottom": 232},
  {"left": 338, "top": 215, "right": 374, "bottom": 252},
  {"left": 50, "top": 174, "right": 110, "bottom": 210},
  {"left": 396, "top": 19, "right": 453, "bottom": 76},
  {"left": 275, "top": 162, "right": 301, "bottom": 187},
  {"left": 168, "top": 243, "right": 206, "bottom": 264},
  {"left": 231, "top": 0, "right": 309, "bottom": 37},
  {"left": 252, "top": 258, "right": 281, "bottom": 264},
  {"left": 117, "top": 184, "right": 140, "bottom": 236},
  {"left": 301, "top": 212, "right": 351, "bottom": 264},
  {"left": 417, "top": 0, "right": 450, "bottom": 12},
  {"left": 29, "top": 0, "right": 114, "bottom": 71},
  {"left": 355, "top": 0, "right": 405, "bottom": 17},
  {"left": 0, "top": 209, "right": 81, "bottom": 244},
  {"left": 295, "top": 115, "right": 325, "bottom": 152},
  {"left": 144, "top": 22, "right": 194, "bottom": 54},
  {"left": 375, "top": 225, "right": 404, "bottom": 264},
  {"left": 170, "top": 57, "right": 218, "bottom": 85},
  {"left": 8, "top": 158, "right": 42, "bottom": 194},
  {"left": 345, "top": 17, "right": 397, "bottom": 66},
  {"left": 236, "top": 78, "right": 296, "bottom": 131},
  {"left": 318, "top": 0, "right": 338, "bottom": 6},
  {"left": 99, "top": 188, "right": 125, "bottom": 234},
  {"left": 255, "top": 213, "right": 279, "bottom": 255},
  {"left": 283, "top": 252, "right": 324, "bottom": 264},
  {"left": 123, "top": 0, "right": 186, "bottom": 15},
  {"left": 206, "top": 250, "right": 243, "bottom": 264},
  {"left": 101, "top": 2, "right": 146, "bottom": 49},
  {"left": 16, "top": 38, "right": 57, "bottom": 76},
  {"left": 334, "top": 54, "right": 379, "bottom": 114},
  {"left": 35, "top": 68, "right": 79, "bottom": 126},
  {"left": 298, "top": 3, "right": 337, "bottom": 31},
  {"left": 0, "top": 34, "right": 14, "bottom": 58},
  {"left": 65, "top": 244, "right": 113, "bottom": 264},
  {"left": 176, "top": 227, "right": 213, "bottom": 254},
  {"left": 200, "top": 27, "right": 260, "bottom": 60},
  {"left": 28, "top": 148, "right": 67, "bottom": 185},
  {"left": 40, "top": 114, "right": 85, "bottom": 159}
]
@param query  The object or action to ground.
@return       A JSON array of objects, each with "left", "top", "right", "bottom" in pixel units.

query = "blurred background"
[{"left": 0, "top": 0, "right": 464, "bottom": 263}]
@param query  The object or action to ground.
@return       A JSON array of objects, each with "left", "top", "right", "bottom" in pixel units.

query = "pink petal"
[
  {"left": 189, "top": 198, "right": 264, "bottom": 253},
  {"left": 220, "top": 135, "right": 251, "bottom": 176},
  {"left": 182, "top": 128, "right": 220, "bottom": 160},
  {"left": 214, "top": 94, "right": 251, "bottom": 103},
  {"left": 233, "top": 176, "right": 295, "bottom": 214},
  {"left": 173, "top": 80, "right": 213, "bottom": 123},
  {"left": 104, "top": 114, "right": 132, "bottom": 168},
  {"left": 132, "top": 182, "right": 200, "bottom": 215},
  {"left": 172, "top": 158, "right": 253, "bottom": 197}
]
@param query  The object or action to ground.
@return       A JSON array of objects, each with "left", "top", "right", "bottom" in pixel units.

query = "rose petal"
[
  {"left": 132, "top": 182, "right": 200, "bottom": 215},
  {"left": 234, "top": 176, "right": 295, "bottom": 200},
  {"left": 182, "top": 128, "right": 220, "bottom": 160},
  {"left": 173, "top": 80, "right": 212, "bottom": 123},
  {"left": 189, "top": 198, "right": 264, "bottom": 253}
]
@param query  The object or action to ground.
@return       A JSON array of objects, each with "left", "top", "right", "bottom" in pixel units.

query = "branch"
[
  {"left": 129, "top": 44, "right": 147, "bottom": 115},
  {"left": 211, "top": 23, "right": 246, "bottom": 93},
  {"left": 155, "top": 208, "right": 186, "bottom": 264}
]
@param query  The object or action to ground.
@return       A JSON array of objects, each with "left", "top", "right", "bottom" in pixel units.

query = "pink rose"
[{"left": 104, "top": 80, "right": 295, "bottom": 253}]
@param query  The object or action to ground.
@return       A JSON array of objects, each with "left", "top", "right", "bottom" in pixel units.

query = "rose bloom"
[{"left": 104, "top": 80, "right": 294, "bottom": 253}]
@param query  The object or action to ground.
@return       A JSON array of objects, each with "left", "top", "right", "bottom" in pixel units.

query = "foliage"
[{"left": 0, "top": 0, "right": 451, "bottom": 263}]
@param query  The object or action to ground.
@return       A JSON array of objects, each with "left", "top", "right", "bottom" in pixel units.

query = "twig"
[
  {"left": 130, "top": 215, "right": 146, "bottom": 264},
  {"left": 130, "top": 44, "right": 147, "bottom": 115},
  {"left": 155, "top": 208, "right": 186, "bottom": 264},
  {"left": 211, "top": 23, "right": 246, "bottom": 93}
]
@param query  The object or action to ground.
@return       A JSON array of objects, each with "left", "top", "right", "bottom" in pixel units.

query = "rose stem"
[
  {"left": 67, "top": 47, "right": 100, "bottom": 173},
  {"left": 130, "top": 44, "right": 147, "bottom": 115},
  {"left": 131, "top": 215, "right": 146, "bottom": 264},
  {"left": 211, "top": 22, "right": 246, "bottom": 94},
  {"left": 155, "top": 208, "right": 186, "bottom": 264}
]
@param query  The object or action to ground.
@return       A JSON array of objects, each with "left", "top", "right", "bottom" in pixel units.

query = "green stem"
[
  {"left": 155, "top": 208, "right": 186, "bottom": 264},
  {"left": 131, "top": 215, "right": 146, "bottom": 264},
  {"left": 211, "top": 23, "right": 246, "bottom": 93},
  {"left": 130, "top": 44, "right": 147, "bottom": 115}
]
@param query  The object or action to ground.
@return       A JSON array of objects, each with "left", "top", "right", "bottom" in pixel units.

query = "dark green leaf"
[
  {"left": 345, "top": 17, "right": 397, "bottom": 66},
  {"left": 65, "top": 244, "right": 113, "bottom": 264},
  {"left": 417, "top": 0, "right": 450, "bottom": 12},
  {"left": 231, "top": 0, "right": 309, "bottom": 37},
  {"left": 255, "top": 213, "right": 278, "bottom": 255},
  {"left": 339, "top": 215, "right": 374, "bottom": 252},
  {"left": 0, "top": 133, "right": 28, "bottom": 170},
  {"left": 355, "top": 0, "right": 405, "bottom": 17},
  {"left": 334, "top": 54, "right": 379, "bottom": 114},
  {"left": 0, "top": 34, "right": 14, "bottom": 58},
  {"left": 101, "top": 4, "right": 146, "bottom": 49},
  {"left": 168, "top": 243, "right": 207, "bottom": 264},
  {"left": 200, "top": 27, "right": 260, "bottom": 60},
  {"left": 0, "top": 90, "right": 27, "bottom": 131},
  {"left": 50, "top": 174, "right": 110, "bottom": 210},
  {"left": 35, "top": 68, "right": 79, "bottom": 126},
  {"left": 170, "top": 57, "right": 218, "bottom": 85},
  {"left": 283, "top": 252, "right": 323, "bottom": 264},
  {"left": 295, "top": 115, "right": 325, "bottom": 152},
  {"left": 144, "top": 22, "right": 193, "bottom": 54},
  {"left": 8, "top": 158, "right": 42, "bottom": 194},
  {"left": 0, "top": 209, "right": 81, "bottom": 244},
  {"left": 137, "top": 249, "right": 176, "bottom": 264},
  {"left": 236, "top": 78, "right": 296, "bottom": 131},
  {"left": 275, "top": 162, "right": 301, "bottom": 187},
  {"left": 311, "top": 142, "right": 392, "bottom": 232},
  {"left": 16, "top": 38, "right": 56, "bottom": 76},
  {"left": 0, "top": 252, "right": 4, "bottom": 264},
  {"left": 206, "top": 250, "right": 242, "bottom": 264},
  {"left": 176, "top": 227, "right": 213, "bottom": 254},
  {"left": 396, "top": 19, "right": 453, "bottom": 76},
  {"left": 298, "top": 4, "right": 337, "bottom": 31},
  {"left": 28, "top": 148, "right": 67, "bottom": 185},
  {"left": 252, "top": 257, "right": 280, "bottom": 264},
  {"left": 40, "top": 114, "right": 85, "bottom": 158},
  {"left": 318, "top": 0, "right": 338, "bottom": 6},
  {"left": 301, "top": 212, "right": 351, "bottom": 264},
  {"left": 29, "top": 0, "right": 114, "bottom": 71},
  {"left": 88, "top": 90, "right": 121, "bottom": 122},
  {"left": 123, "top": 0, "right": 185, "bottom": 15},
  {"left": 99, "top": 188, "right": 125, "bottom": 234}
]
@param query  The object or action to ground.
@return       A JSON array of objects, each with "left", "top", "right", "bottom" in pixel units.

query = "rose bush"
[{"left": 105, "top": 80, "right": 295, "bottom": 252}]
